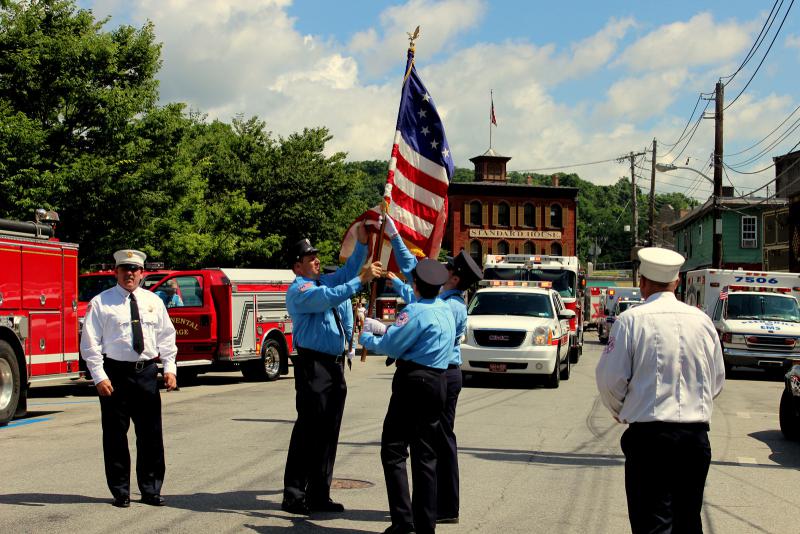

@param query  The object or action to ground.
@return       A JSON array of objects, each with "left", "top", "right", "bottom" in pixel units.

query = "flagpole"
[
  {"left": 489, "top": 89, "right": 493, "bottom": 150},
  {"left": 360, "top": 27, "right": 420, "bottom": 362}
]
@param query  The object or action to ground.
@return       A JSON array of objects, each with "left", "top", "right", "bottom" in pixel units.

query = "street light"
[
  {"left": 655, "top": 162, "right": 722, "bottom": 267},
  {"left": 655, "top": 163, "right": 713, "bottom": 184}
]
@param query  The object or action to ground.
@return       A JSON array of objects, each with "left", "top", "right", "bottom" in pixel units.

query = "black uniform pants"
[
  {"left": 381, "top": 362, "right": 446, "bottom": 534},
  {"left": 621, "top": 422, "right": 712, "bottom": 534},
  {"left": 436, "top": 365, "right": 462, "bottom": 520},
  {"left": 283, "top": 348, "right": 347, "bottom": 505},
  {"left": 99, "top": 359, "right": 165, "bottom": 500}
]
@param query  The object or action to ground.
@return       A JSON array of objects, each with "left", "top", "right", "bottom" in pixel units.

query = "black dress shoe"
[
  {"left": 281, "top": 499, "right": 310, "bottom": 515},
  {"left": 141, "top": 494, "right": 166, "bottom": 506},
  {"left": 436, "top": 516, "right": 459, "bottom": 524},
  {"left": 112, "top": 496, "right": 130, "bottom": 508},
  {"left": 383, "top": 524, "right": 415, "bottom": 534},
  {"left": 308, "top": 498, "right": 345, "bottom": 513}
]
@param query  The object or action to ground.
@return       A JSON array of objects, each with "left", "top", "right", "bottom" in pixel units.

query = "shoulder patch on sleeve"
[
  {"left": 602, "top": 335, "right": 616, "bottom": 355},
  {"left": 394, "top": 311, "right": 410, "bottom": 327},
  {"left": 299, "top": 282, "right": 314, "bottom": 292}
]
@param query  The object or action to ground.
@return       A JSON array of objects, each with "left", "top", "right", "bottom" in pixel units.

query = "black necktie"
[{"left": 130, "top": 293, "right": 145, "bottom": 354}]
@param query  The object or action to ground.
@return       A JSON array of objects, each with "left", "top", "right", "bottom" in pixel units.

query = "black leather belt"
[
  {"left": 297, "top": 346, "right": 344, "bottom": 364},
  {"left": 104, "top": 357, "right": 158, "bottom": 372},
  {"left": 395, "top": 359, "right": 443, "bottom": 373},
  {"left": 629, "top": 421, "right": 710, "bottom": 432},
  {"left": 447, "top": 364, "right": 460, "bottom": 370}
]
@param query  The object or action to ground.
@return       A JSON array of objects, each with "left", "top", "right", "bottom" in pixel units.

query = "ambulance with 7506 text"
[{"left": 686, "top": 268, "right": 800, "bottom": 373}]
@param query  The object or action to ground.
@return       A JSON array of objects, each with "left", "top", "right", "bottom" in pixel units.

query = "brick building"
[{"left": 443, "top": 149, "right": 579, "bottom": 265}]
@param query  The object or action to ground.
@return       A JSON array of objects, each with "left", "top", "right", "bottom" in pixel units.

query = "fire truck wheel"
[
  {"left": 779, "top": 389, "right": 800, "bottom": 441},
  {"left": 0, "top": 340, "right": 21, "bottom": 426},
  {"left": 242, "top": 338, "right": 282, "bottom": 382}
]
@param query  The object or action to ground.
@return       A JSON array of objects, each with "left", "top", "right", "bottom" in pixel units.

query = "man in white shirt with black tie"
[
  {"left": 80, "top": 249, "right": 177, "bottom": 508},
  {"left": 596, "top": 247, "right": 725, "bottom": 534}
]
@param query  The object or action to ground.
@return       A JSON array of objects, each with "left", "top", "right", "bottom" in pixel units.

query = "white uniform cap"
[
  {"left": 113, "top": 249, "right": 146, "bottom": 268},
  {"left": 637, "top": 247, "right": 684, "bottom": 283}
]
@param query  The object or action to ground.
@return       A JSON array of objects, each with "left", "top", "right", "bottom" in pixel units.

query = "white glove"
[
  {"left": 363, "top": 317, "right": 387, "bottom": 335},
  {"left": 347, "top": 348, "right": 355, "bottom": 360},
  {"left": 381, "top": 214, "right": 399, "bottom": 239}
]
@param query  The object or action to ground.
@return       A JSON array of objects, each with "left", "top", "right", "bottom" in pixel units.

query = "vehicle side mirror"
[{"left": 558, "top": 309, "right": 576, "bottom": 320}]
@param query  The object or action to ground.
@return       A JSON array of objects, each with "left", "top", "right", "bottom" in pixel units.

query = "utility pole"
[
  {"left": 713, "top": 81, "right": 724, "bottom": 268},
  {"left": 619, "top": 150, "right": 646, "bottom": 283},
  {"left": 649, "top": 138, "right": 657, "bottom": 246}
]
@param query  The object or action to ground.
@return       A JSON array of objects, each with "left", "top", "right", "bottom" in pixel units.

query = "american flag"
[
  {"left": 491, "top": 92, "right": 497, "bottom": 126},
  {"left": 720, "top": 286, "right": 729, "bottom": 300},
  {"left": 341, "top": 47, "right": 453, "bottom": 269}
]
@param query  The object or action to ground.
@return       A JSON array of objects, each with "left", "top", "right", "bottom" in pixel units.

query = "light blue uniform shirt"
[
  {"left": 286, "top": 242, "right": 367, "bottom": 356},
  {"left": 388, "top": 234, "right": 466, "bottom": 366},
  {"left": 359, "top": 298, "right": 455, "bottom": 369},
  {"left": 391, "top": 279, "right": 466, "bottom": 366}
]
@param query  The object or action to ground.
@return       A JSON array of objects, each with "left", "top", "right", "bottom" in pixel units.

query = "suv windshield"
[
  {"left": 468, "top": 292, "right": 554, "bottom": 318},
  {"left": 725, "top": 294, "right": 800, "bottom": 322},
  {"left": 483, "top": 268, "right": 576, "bottom": 298}
]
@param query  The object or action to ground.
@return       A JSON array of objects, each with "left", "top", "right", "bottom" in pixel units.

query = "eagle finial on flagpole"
[{"left": 407, "top": 25, "right": 420, "bottom": 50}]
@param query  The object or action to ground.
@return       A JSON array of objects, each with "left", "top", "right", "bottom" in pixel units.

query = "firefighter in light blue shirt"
[
  {"left": 382, "top": 215, "right": 484, "bottom": 524},
  {"left": 282, "top": 229, "right": 383, "bottom": 516},
  {"left": 360, "top": 258, "right": 455, "bottom": 534}
]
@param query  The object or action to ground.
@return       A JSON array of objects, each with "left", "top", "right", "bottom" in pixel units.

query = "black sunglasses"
[{"left": 119, "top": 265, "right": 142, "bottom": 272}]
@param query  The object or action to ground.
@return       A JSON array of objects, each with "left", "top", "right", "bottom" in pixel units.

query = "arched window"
[
  {"left": 497, "top": 240, "right": 509, "bottom": 255},
  {"left": 523, "top": 241, "right": 534, "bottom": 255},
  {"left": 497, "top": 202, "right": 510, "bottom": 226},
  {"left": 469, "top": 201, "right": 482, "bottom": 226},
  {"left": 523, "top": 203, "right": 534, "bottom": 227},
  {"left": 550, "top": 204, "right": 562, "bottom": 228},
  {"left": 469, "top": 240, "right": 482, "bottom": 265},
  {"left": 550, "top": 242, "right": 563, "bottom": 256}
]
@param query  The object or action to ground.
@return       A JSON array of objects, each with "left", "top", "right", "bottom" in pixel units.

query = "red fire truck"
[
  {"left": 482, "top": 254, "right": 584, "bottom": 363},
  {"left": 0, "top": 211, "right": 80, "bottom": 425},
  {"left": 148, "top": 268, "right": 295, "bottom": 381}
]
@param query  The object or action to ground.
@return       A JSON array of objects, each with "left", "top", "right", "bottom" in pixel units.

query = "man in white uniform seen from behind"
[{"left": 596, "top": 247, "right": 725, "bottom": 534}]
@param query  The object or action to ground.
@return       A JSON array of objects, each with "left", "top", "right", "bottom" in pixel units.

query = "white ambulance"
[{"left": 686, "top": 269, "right": 800, "bottom": 372}]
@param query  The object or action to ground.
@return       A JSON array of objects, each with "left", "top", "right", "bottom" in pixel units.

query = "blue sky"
[{"left": 78, "top": 1, "right": 800, "bottom": 199}]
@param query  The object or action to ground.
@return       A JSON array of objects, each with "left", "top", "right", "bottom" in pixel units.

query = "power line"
[
  {"left": 724, "top": 0, "right": 794, "bottom": 111},
  {"left": 725, "top": 102, "right": 800, "bottom": 158},
  {"left": 513, "top": 156, "right": 622, "bottom": 173},
  {"left": 722, "top": 0, "right": 783, "bottom": 86},
  {"left": 669, "top": 101, "right": 711, "bottom": 164},
  {"left": 660, "top": 94, "right": 703, "bottom": 152},
  {"left": 725, "top": 118, "right": 800, "bottom": 168}
]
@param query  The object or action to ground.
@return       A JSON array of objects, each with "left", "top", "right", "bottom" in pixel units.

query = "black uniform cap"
[
  {"left": 447, "top": 251, "right": 483, "bottom": 286},
  {"left": 413, "top": 258, "right": 449, "bottom": 287},
  {"left": 290, "top": 238, "right": 319, "bottom": 264}
]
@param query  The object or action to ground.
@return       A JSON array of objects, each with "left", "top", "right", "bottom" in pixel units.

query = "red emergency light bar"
[
  {"left": 728, "top": 285, "right": 796, "bottom": 294},
  {"left": 480, "top": 280, "right": 553, "bottom": 288}
]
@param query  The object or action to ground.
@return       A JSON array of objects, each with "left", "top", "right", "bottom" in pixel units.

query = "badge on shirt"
[
  {"left": 148, "top": 305, "right": 154, "bottom": 313},
  {"left": 300, "top": 282, "right": 313, "bottom": 292},
  {"left": 394, "top": 311, "right": 410, "bottom": 327}
]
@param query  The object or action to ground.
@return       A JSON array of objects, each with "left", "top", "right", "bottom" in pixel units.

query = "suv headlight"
[{"left": 533, "top": 326, "right": 552, "bottom": 346}]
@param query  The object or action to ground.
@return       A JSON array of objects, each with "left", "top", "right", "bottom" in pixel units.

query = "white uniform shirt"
[
  {"left": 595, "top": 291, "right": 725, "bottom": 424},
  {"left": 80, "top": 284, "right": 178, "bottom": 385}
]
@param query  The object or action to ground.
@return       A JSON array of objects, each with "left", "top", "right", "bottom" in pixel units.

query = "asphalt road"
[{"left": 1, "top": 334, "right": 798, "bottom": 533}]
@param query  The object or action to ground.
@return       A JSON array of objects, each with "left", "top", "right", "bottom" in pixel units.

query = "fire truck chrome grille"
[{"left": 473, "top": 330, "right": 526, "bottom": 348}]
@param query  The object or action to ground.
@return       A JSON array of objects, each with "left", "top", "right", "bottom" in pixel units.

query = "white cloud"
[
  {"left": 617, "top": 12, "right": 754, "bottom": 72},
  {"left": 77, "top": 1, "right": 793, "bottom": 192},
  {"left": 348, "top": 0, "right": 487, "bottom": 79},
  {"left": 786, "top": 34, "right": 800, "bottom": 49}
]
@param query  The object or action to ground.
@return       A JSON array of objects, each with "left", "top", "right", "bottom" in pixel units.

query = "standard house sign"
[{"left": 468, "top": 229, "right": 562, "bottom": 240}]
